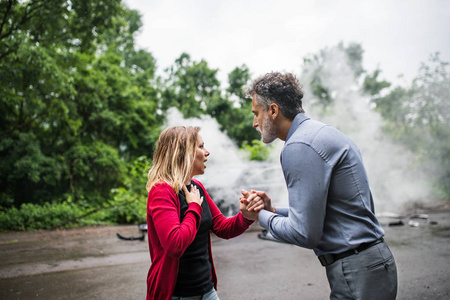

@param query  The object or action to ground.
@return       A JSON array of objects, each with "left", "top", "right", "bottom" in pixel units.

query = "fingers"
[
  {"left": 191, "top": 185, "right": 202, "bottom": 204},
  {"left": 256, "top": 191, "right": 270, "bottom": 201},
  {"left": 241, "top": 189, "right": 260, "bottom": 207},
  {"left": 185, "top": 184, "right": 199, "bottom": 196},
  {"left": 247, "top": 196, "right": 264, "bottom": 211},
  {"left": 241, "top": 189, "right": 250, "bottom": 198},
  {"left": 246, "top": 192, "right": 259, "bottom": 202},
  {"left": 240, "top": 189, "right": 271, "bottom": 212},
  {"left": 182, "top": 184, "right": 198, "bottom": 195},
  {"left": 243, "top": 189, "right": 267, "bottom": 200},
  {"left": 183, "top": 184, "right": 203, "bottom": 205},
  {"left": 239, "top": 197, "right": 250, "bottom": 204},
  {"left": 241, "top": 189, "right": 271, "bottom": 212},
  {"left": 190, "top": 184, "right": 199, "bottom": 195}
]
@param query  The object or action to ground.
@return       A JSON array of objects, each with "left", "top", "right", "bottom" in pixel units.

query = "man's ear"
[{"left": 268, "top": 103, "right": 279, "bottom": 120}]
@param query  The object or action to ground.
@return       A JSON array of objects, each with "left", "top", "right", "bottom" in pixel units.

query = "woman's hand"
[
  {"left": 239, "top": 197, "right": 260, "bottom": 220},
  {"left": 241, "top": 189, "right": 275, "bottom": 213},
  {"left": 182, "top": 184, "right": 204, "bottom": 206},
  {"left": 239, "top": 190, "right": 265, "bottom": 220}
]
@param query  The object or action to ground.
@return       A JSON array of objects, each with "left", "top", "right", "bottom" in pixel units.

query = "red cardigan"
[{"left": 146, "top": 179, "right": 254, "bottom": 300}]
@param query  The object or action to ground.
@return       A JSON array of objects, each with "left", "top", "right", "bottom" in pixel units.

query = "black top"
[{"left": 173, "top": 181, "right": 214, "bottom": 297}]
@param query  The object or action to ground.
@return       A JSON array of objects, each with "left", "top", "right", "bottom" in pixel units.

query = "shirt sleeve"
[
  {"left": 258, "top": 142, "right": 331, "bottom": 249},
  {"left": 274, "top": 207, "right": 289, "bottom": 216}
]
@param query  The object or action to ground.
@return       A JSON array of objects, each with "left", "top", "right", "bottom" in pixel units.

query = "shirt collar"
[{"left": 286, "top": 113, "right": 310, "bottom": 142}]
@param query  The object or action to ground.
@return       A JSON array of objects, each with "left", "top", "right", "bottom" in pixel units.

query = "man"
[{"left": 241, "top": 72, "right": 398, "bottom": 299}]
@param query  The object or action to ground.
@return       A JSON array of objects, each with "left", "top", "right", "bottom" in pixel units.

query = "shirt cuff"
[{"left": 258, "top": 209, "right": 273, "bottom": 229}]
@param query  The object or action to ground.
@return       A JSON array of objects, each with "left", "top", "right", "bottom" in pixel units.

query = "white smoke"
[
  {"left": 300, "top": 46, "right": 432, "bottom": 213},
  {"left": 165, "top": 108, "right": 288, "bottom": 214},
  {"left": 164, "top": 45, "right": 433, "bottom": 215}
]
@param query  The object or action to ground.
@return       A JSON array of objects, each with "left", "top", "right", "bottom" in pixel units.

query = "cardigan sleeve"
[
  {"left": 148, "top": 182, "right": 203, "bottom": 258},
  {"left": 192, "top": 179, "right": 254, "bottom": 239}
]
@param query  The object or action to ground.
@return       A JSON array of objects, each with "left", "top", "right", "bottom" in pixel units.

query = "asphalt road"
[{"left": 1, "top": 208, "right": 449, "bottom": 299}]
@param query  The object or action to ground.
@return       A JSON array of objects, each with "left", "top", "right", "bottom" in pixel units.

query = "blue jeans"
[
  {"left": 325, "top": 241, "right": 398, "bottom": 299},
  {"left": 171, "top": 287, "right": 220, "bottom": 300}
]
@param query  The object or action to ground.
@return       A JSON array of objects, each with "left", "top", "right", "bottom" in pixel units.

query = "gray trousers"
[{"left": 325, "top": 241, "right": 398, "bottom": 300}]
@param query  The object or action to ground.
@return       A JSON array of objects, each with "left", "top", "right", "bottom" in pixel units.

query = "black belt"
[{"left": 318, "top": 238, "right": 384, "bottom": 267}]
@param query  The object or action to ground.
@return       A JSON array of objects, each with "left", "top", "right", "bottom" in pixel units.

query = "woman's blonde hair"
[{"left": 146, "top": 126, "right": 200, "bottom": 193}]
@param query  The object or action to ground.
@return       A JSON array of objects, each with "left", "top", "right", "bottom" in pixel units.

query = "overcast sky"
[{"left": 124, "top": 0, "right": 450, "bottom": 87}]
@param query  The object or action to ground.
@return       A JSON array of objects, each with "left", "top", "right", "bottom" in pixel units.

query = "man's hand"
[
  {"left": 242, "top": 189, "right": 275, "bottom": 213},
  {"left": 239, "top": 190, "right": 263, "bottom": 220}
]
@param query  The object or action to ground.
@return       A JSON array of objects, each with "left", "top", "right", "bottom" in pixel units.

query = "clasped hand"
[{"left": 239, "top": 189, "right": 274, "bottom": 220}]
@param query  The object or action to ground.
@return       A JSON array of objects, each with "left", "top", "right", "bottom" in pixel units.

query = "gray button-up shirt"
[{"left": 258, "top": 113, "right": 384, "bottom": 256}]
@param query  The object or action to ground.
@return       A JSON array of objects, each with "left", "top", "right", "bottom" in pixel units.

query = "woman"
[{"left": 145, "top": 126, "right": 260, "bottom": 300}]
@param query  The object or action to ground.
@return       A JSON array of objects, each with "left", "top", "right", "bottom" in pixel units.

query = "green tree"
[
  {"left": 162, "top": 53, "right": 221, "bottom": 118},
  {"left": 373, "top": 53, "right": 450, "bottom": 197},
  {"left": 302, "top": 42, "right": 366, "bottom": 108},
  {"left": 242, "top": 140, "right": 271, "bottom": 161},
  {"left": 206, "top": 65, "right": 260, "bottom": 146},
  {"left": 162, "top": 57, "right": 259, "bottom": 147},
  {"left": 0, "top": 1, "right": 161, "bottom": 208},
  {"left": 363, "top": 69, "right": 391, "bottom": 96}
]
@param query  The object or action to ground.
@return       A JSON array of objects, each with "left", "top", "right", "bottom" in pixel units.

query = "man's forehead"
[
  {"left": 251, "top": 95, "right": 258, "bottom": 107},
  {"left": 252, "top": 95, "right": 263, "bottom": 110}
]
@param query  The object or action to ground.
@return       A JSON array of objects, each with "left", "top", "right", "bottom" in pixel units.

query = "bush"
[
  {"left": 242, "top": 140, "right": 271, "bottom": 161},
  {"left": 0, "top": 201, "right": 87, "bottom": 231},
  {"left": 0, "top": 156, "right": 150, "bottom": 231}
]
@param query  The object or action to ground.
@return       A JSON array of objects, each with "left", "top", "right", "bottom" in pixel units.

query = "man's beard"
[{"left": 260, "top": 114, "right": 277, "bottom": 144}]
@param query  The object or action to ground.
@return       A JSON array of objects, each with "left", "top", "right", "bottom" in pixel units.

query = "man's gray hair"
[{"left": 246, "top": 72, "right": 304, "bottom": 119}]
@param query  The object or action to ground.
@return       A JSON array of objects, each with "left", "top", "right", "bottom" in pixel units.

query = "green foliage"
[
  {"left": 227, "top": 65, "right": 252, "bottom": 102},
  {"left": 0, "top": 156, "right": 150, "bottom": 231},
  {"left": 207, "top": 65, "right": 260, "bottom": 146},
  {"left": 107, "top": 156, "right": 150, "bottom": 224},
  {"left": 242, "top": 140, "right": 271, "bottom": 161},
  {"left": 302, "top": 44, "right": 449, "bottom": 199},
  {"left": 0, "top": 201, "right": 94, "bottom": 231},
  {"left": 162, "top": 58, "right": 259, "bottom": 147},
  {"left": 13, "top": 1, "right": 448, "bottom": 230},
  {"left": 162, "top": 53, "right": 221, "bottom": 118},
  {"left": 1, "top": 1, "right": 264, "bottom": 230},
  {"left": 0, "top": 0, "right": 162, "bottom": 208},
  {"left": 373, "top": 53, "right": 450, "bottom": 197},
  {"left": 302, "top": 42, "right": 365, "bottom": 108},
  {"left": 363, "top": 69, "right": 392, "bottom": 96},
  {"left": 0, "top": 0, "right": 122, "bottom": 59},
  {"left": 344, "top": 43, "right": 365, "bottom": 78},
  {"left": 303, "top": 53, "right": 332, "bottom": 107},
  {"left": 0, "top": 0, "right": 263, "bottom": 231}
]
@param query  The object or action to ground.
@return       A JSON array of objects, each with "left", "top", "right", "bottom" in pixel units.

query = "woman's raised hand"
[{"left": 182, "top": 184, "right": 204, "bottom": 206}]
